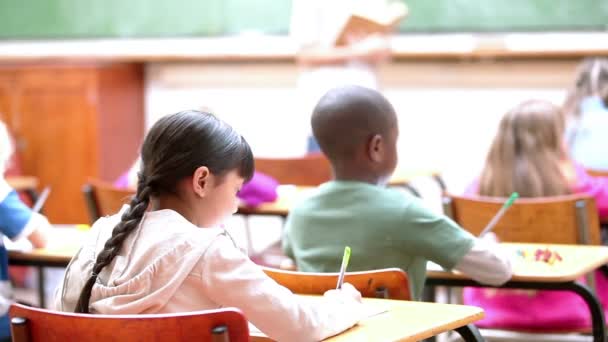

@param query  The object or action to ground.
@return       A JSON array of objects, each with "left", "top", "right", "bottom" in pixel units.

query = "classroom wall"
[{"left": 145, "top": 59, "right": 577, "bottom": 192}]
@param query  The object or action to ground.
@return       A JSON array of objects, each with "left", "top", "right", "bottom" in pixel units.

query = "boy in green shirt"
[{"left": 282, "top": 85, "right": 512, "bottom": 299}]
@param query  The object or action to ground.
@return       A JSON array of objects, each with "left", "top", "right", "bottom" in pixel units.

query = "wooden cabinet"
[
  {"left": 0, "top": 72, "right": 16, "bottom": 124},
  {"left": 0, "top": 64, "right": 144, "bottom": 223}
]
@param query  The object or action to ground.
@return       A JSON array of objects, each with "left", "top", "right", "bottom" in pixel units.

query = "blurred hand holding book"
[{"left": 334, "top": 1, "right": 408, "bottom": 46}]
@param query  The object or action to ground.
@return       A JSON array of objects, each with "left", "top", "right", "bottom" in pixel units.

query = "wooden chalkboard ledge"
[{"left": 0, "top": 32, "right": 606, "bottom": 63}]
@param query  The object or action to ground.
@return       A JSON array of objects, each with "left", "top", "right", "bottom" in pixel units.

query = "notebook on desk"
[{"left": 299, "top": 295, "right": 389, "bottom": 318}]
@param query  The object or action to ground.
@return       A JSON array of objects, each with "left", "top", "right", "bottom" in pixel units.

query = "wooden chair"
[
  {"left": 585, "top": 168, "right": 608, "bottom": 178},
  {"left": 9, "top": 303, "right": 250, "bottom": 342},
  {"left": 254, "top": 154, "right": 332, "bottom": 186},
  {"left": 442, "top": 193, "right": 601, "bottom": 245},
  {"left": 82, "top": 178, "right": 135, "bottom": 224},
  {"left": 441, "top": 193, "right": 603, "bottom": 337},
  {"left": 263, "top": 267, "right": 411, "bottom": 300}
]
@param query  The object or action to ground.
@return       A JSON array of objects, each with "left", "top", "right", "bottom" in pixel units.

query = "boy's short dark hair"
[{"left": 311, "top": 85, "right": 397, "bottom": 164}]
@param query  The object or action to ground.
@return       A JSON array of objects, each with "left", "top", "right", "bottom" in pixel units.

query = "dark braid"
[
  {"left": 73, "top": 110, "right": 253, "bottom": 314},
  {"left": 74, "top": 176, "right": 152, "bottom": 313}
]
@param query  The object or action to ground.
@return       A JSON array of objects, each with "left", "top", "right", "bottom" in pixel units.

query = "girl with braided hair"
[{"left": 54, "top": 110, "right": 363, "bottom": 341}]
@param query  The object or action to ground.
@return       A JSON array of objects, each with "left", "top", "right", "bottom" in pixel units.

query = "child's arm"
[
  {"left": 452, "top": 233, "right": 512, "bottom": 286},
  {"left": 400, "top": 199, "right": 512, "bottom": 286},
  {"left": 282, "top": 218, "right": 295, "bottom": 259},
  {"left": 0, "top": 189, "right": 50, "bottom": 248},
  {"left": 200, "top": 234, "right": 364, "bottom": 342},
  {"left": 21, "top": 213, "right": 50, "bottom": 248}
]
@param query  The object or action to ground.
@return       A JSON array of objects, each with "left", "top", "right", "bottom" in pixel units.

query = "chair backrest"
[
  {"left": 82, "top": 178, "right": 135, "bottom": 224},
  {"left": 9, "top": 303, "right": 249, "bottom": 342},
  {"left": 585, "top": 168, "right": 608, "bottom": 178},
  {"left": 254, "top": 154, "right": 332, "bottom": 186},
  {"left": 263, "top": 267, "right": 411, "bottom": 300},
  {"left": 442, "top": 193, "right": 601, "bottom": 245}
]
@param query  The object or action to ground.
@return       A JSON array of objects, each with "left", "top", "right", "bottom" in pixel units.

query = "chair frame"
[
  {"left": 262, "top": 267, "right": 411, "bottom": 300},
  {"left": 82, "top": 179, "right": 134, "bottom": 224},
  {"left": 442, "top": 193, "right": 600, "bottom": 290},
  {"left": 9, "top": 303, "right": 249, "bottom": 342},
  {"left": 437, "top": 193, "right": 606, "bottom": 340},
  {"left": 82, "top": 183, "right": 101, "bottom": 225},
  {"left": 585, "top": 168, "right": 608, "bottom": 178},
  {"left": 253, "top": 154, "right": 332, "bottom": 187},
  {"left": 441, "top": 193, "right": 601, "bottom": 245}
]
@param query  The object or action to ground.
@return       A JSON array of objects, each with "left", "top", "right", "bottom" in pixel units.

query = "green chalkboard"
[
  {"left": 400, "top": 0, "right": 608, "bottom": 32},
  {"left": 0, "top": 0, "right": 606, "bottom": 39}
]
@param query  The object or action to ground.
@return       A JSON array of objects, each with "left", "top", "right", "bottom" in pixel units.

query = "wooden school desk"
[
  {"left": 6, "top": 176, "right": 40, "bottom": 203},
  {"left": 237, "top": 185, "right": 312, "bottom": 217},
  {"left": 249, "top": 296, "right": 484, "bottom": 342},
  {"left": 325, "top": 298, "right": 483, "bottom": 342},
  {"left": 6, "top": 176, "right": 39, "bottom": 192},
  {"left": 8, "top": 225, "right": 86, "bottom": 308},
  {"left": 426, "top": 243, "right": 608, "bottom": 342}
]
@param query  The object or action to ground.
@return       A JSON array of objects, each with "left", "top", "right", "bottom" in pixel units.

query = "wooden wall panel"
[
  {"left": 0, "top": 72, "right": 15, "bottom": 125},
  {"left": 16, "top": 68, "right": 98, "bottom": 223},
  {"left": 97, "top": 63, "right": 144, "bottom": 181},
  {"left": 0, "top": 64, "right": 144, "bottom": 223}
]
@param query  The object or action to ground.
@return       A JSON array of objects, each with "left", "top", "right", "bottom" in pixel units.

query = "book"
[{"left": 334, "top": 2, "right": 408, "bottom": 46}]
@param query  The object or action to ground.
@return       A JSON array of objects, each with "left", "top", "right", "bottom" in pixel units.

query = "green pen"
[
  {"left": 336, "top": 246, "right": 351, "bottom": 289},
  {"left": 479, "top": 192, "right": 519, "bottom": 237}
]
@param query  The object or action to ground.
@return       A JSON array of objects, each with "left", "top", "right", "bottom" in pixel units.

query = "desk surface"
[
  {"left": 427, "top": 243, "right": 608, "bottom": 283},
  {"left": 238, "top": 185, "right": 313, "bottom": 216},
  {"left": 326, "top": 298, "right": 483, "bottom": 342},
  {"left": 6, "top": 176, "right": 39, "bottom": 191},
  {"left": 389, "top": 169, "right": 440, "bottom": 186},
  {"left": 0, "top": 33, "right": 607, "bottom": 62},
  {"left": 7, "top": 225, "right": 86, "bottom": 266},
  {"left": 252, "top": 297, "right": 483, "bottom": 342}
]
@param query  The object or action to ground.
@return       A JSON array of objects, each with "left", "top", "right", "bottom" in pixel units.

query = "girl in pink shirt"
[
  {"left": 464, "top": 100, "right": 608, "bottom": 330},
  {"left": 55, "top": 110, "right": 364, "bottom": 342}
]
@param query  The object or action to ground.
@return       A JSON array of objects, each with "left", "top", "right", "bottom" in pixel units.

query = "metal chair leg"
[{"left": 455, "top": 324, "right": 485, "bottom": 342}]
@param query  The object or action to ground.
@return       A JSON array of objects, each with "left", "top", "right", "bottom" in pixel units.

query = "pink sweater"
[{"left": 572, "top": 164, "right": 608, "bottom": 220}]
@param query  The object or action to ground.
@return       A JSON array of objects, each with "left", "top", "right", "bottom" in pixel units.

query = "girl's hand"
[
  {"left": 323, "top": 282, "right": 362, "bottom": 303},
  {"left": 481, "top": 232, "right": 499, "bottom": 244}
]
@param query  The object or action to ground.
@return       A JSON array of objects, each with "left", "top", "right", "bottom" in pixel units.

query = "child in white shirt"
[{"left": 54, "top": 110, "right": 363, "bottom": 342}]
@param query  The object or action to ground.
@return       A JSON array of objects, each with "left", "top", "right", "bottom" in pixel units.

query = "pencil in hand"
[{"left": 336, "top": 246, "right": 351, "bottom": 289}]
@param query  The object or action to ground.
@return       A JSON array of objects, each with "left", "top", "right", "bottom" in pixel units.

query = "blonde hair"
[
  {"left": 0, "top": 120, "right": 13, "bottom": 174},
  {"left": 479, "top": 100, "right": 571, "bottom": 198},
  {"left": 563, "top": 57, "right": 608, "bottom": 118}
]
